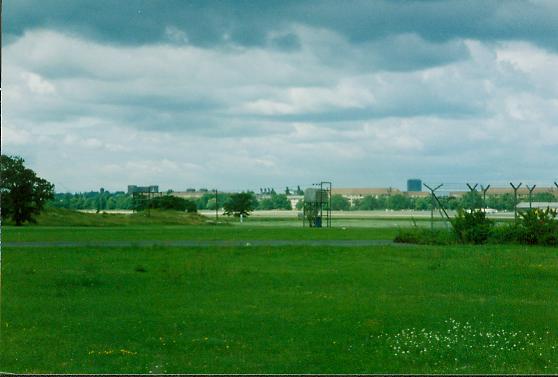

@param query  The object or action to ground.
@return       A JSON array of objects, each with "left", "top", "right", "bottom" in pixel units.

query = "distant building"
[
  {"left": 331, "top": 188, "right": 401, "bottom": 205},
  {"left": 450, "top": 186, "right": 557, "bottom": 198},
  {"left": 407, "top": 179, "right": 422, "bottom": 192},
  {"left": 170, "top": 191, "right": 206, "bottom": 200},
  {"left": 287, "top": 195, "right": 303, "bottom": 209},
  {"left": 127, "top": 185, "right": 159, "bottom": 195}
]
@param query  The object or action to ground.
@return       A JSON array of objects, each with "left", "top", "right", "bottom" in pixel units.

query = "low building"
[
  {"left": 127, "top": 185, "right": 159, "bottom": 195},
  {"left": 170, "top": 191, "right": 206, "bottom": 200},
  {"left": 332, "top": 188, "right": 401, "bottom": 205},
  {"left": 450, "top": 186, "right": 557, "bottom": 198}
]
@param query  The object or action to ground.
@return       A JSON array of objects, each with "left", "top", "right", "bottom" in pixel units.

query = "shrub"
[
  {"left": 488, "top": 224, "right": 521, "bottom": 245},
  {"left": 451, "top": 209, "right": 494, "bottom": 244},
  {"left": 394, "top": 228, "right": 455, "bottom": 245},
  {"left": 516, "top": 208, "right": 558, "bottom": 246},
  {"left": 394, "top": 208, "right": 558, "bottom": 246}
]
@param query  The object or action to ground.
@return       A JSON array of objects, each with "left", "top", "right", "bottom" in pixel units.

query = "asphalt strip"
[{"left": 1, "top": 239, "right": 397, "bottom": 249}]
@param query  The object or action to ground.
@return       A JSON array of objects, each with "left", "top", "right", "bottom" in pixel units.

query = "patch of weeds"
[
  {"left": 54, "top": 274, "right": 104, "bottom": 288},
  {"left": 394, "top": 228, "right": 455, "bottom": 245},
  {"left": 134, "top": 265, "right": 147, "bottom": 273},
  {"left": 452, "top": 210, "right": 494, "bottom": 244},
  {"left": 373, "top": 318, "right": 558, "bottom": 373}
]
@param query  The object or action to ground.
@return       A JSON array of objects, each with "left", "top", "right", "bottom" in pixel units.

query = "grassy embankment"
[
  {"left": 2, "top": 207, "right": 400, "bottom": 242},
  {"left": 1, "top": 243, "right": 557, "bottom": 374},
  {"left": 2, "top": 207, "right": 207, "bottom": 227}
]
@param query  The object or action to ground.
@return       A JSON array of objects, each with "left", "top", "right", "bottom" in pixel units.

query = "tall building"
[{"left": 407, "top": 179, "right": 422, "bottom": 192}]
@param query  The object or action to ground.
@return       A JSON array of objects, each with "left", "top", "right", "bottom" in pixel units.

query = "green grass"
[
  {"left": 2, "top": 243, "right": 558, "bottom": 373},
  {"left": 18, "top": 207, "right": 208, "bottom": 227},
  {"left": 2, "top": 225, "right": 398, "bottom": 243}
]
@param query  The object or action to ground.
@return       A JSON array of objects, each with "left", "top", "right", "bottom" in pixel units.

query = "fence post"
[
  {"left": 466, "top": 183, "right": 479, "bottom": 211},
  {"left": 481, "top": 184, "right": 491, "bottom": 211},
  {"left": 526, "top": 185, "right": 536, "bottom": 209},
  {"left": 424, "top": 183, "right": 443, "bottom": 231},
  {"left": 510, "top": 182, "right": 522, "bottom": 224}
]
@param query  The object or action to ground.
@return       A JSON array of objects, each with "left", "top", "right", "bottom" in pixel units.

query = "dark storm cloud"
[{"left": 6, "top": 0, "right": 558, "bottom": 52}]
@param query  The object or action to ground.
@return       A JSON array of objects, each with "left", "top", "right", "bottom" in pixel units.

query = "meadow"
[{"left": 1, "top": 210, "right": 557, "bottom": 373}]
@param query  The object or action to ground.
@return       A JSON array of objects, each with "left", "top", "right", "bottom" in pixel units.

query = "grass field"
[{"left": 1, "top": 211, "right": 557, "bottom": 373}]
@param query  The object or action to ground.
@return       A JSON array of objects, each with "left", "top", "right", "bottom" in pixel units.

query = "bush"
[
  {"left": 488, "top": 224, "right": 521, "bottom": 245},
  {"left": 516, "top": 208, "right": 558, "bottom": 246},
  {"left": 395, "top": 208, "right": 558, "bottom": 246},
  {"left": 451, "top": 209, "right": 494, "bottom": 244}
]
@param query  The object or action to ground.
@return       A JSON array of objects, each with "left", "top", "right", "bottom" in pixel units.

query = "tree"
[
  {"left": 387, "top": 194, "right": 411, "bottom": 210},
  {"left": 330, "top": 194, "right": 351, "bottom": 210},
  {"left": 272, "top": 194, "right": 292, "bottom": 210},
  {"left": 146, "top": 195, "right": 197, "bottom": 212},
  {"left": 460, "top": 191, "right": 484, "bottom": 210},
  {"left": 1, "top": 155, "right": 55, "bottom": 225},
  {"left": 224, "top": 192, "right": 257, "bottom": 217},
  {"left": 355, "top": 195, "right": 380, "bottom": 210}
]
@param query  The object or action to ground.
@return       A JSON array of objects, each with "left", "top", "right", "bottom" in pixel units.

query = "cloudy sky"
[{"left": 3, "top": 0, "right": 558, "bottom": 192}]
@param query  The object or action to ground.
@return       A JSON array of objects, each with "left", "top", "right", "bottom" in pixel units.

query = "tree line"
[
  {"left": 49, "top": 190, "right": 557, "bottom": 213},
  {"left": 313, "top": 191, "right": 557, "bottom": 211},
  {"left": 49, "top": 191, "right": 294, "bottom": 211}
]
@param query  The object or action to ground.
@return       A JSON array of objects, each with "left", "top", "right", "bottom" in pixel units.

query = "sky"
[{"left": 3, "top": 0, "right": 558, "bottom": 193}]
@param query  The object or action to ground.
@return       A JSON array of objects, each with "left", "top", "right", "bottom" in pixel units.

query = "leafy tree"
[
  {"left": 355, "top": 195, "right": 380, "bottom": 210},
  {"left": 258, "top": 197, "right": 275, "bottom": 210},
  {"left": 387, "top": 194, "right": 411, "bottom": 210},
  {"left": 200, "top": 192, "right": 229, "bottom": 210},
  {"left": 533, "top": 192, "right": 557, "bottom": 202},
  {"left": 330, "top": 194, "right": 350, "bottom": 210},
  {"left": 413, "top": 197, "right": 431, "bottom": 210},
  {"left": 1, "top": 155, "right": 55, "bottom": 225},
  {"left": 257, "top": 193, "right": 292, "bottom": 210},
  {"left": 272, "top": 194, "right": 292, "bottom": 210},
  {"left": 460, "top": 191, "right": 484, "bottom": 210},
  {"left": 224, "top": 192, "right": 257, "bottom": 217}
]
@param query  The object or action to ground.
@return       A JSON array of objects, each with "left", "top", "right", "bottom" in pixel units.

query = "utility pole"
[
  {"left": 424, "top": 183, "right": 443, "bottom": 231},
  {"left": 526, "top": 184, "right": 536, "bottom": 209},
  {"left": 321, "top": 181, "right": 332, "bottom": 228},
  {"left": 510, "top": 182, "right": 522, "bottom": 224},
  {"left": 481, "top": 184, "right": 491, "bottom": 211}
]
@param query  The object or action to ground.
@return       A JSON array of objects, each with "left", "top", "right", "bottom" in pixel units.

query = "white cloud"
[
  {"left": 22, "top": 72, "right": 55, "bottom": 94},
  {"left": 3, "top": 28, "right": 558, "bottom": 191}
]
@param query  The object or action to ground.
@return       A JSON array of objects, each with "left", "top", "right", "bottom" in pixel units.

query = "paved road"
[{"left": 2, "top": 239, "right": 397, "bottom": 249}]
